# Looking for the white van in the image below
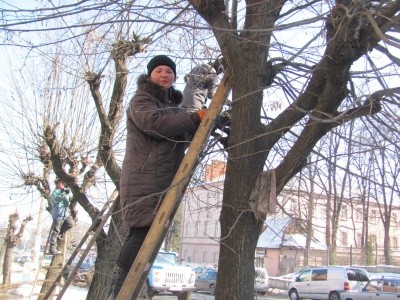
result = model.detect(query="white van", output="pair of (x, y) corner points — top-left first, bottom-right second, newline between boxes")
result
(288, 266), (369, 300)
(254, 267), (269, 295)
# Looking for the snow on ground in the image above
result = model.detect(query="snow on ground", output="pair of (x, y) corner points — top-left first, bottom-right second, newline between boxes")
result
(267, 287), (287, 295)
(369, 272), (400, 278)
(9, 284), (88, 299)
(1, 263), (88, 300)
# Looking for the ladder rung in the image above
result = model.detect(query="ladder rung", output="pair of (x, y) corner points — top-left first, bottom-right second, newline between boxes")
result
(76, 248), (86, 252)
(42, 265), (63, 270)
(38, 279), (61, 283)
(88, 231), (95, 235)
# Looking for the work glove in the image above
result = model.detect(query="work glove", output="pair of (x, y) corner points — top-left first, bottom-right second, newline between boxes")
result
(196, 110), (207, 120)
(63, 188), (70, 194)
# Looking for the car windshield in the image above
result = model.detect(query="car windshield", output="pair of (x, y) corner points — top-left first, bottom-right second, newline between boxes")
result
(155, 253), (177, 265)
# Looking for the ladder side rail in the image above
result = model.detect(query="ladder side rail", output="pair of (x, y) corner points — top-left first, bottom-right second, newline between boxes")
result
(55, 198), (118, 300)
(30, 226), (54, 299)
(54, 190), (119, 300)
(42, 189), (119, 299)
(30, 256), (45, 300)
(117, 74), (231, 300)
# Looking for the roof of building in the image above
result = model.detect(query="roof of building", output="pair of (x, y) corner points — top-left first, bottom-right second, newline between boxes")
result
(257, 217), (327, 250)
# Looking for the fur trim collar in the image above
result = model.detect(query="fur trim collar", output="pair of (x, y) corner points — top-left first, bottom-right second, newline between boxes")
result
(137, 74), (183, 105)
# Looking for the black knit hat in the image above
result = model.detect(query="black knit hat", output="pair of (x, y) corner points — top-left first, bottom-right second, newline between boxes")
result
(147, 55), (176, 80)
(54, 178), (63, 184)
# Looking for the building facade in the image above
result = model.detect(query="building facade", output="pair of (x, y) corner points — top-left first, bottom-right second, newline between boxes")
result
(179, 161), (400, 276)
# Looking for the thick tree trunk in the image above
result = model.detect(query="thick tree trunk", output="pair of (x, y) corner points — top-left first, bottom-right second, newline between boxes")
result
(86, 206), (126, 300)
(215, 64), (269, 298)
(384, 218), (391, 265)
(0, 244), (5, 275)
(2, 247), (13, 285)
(2, 213), (32, 285)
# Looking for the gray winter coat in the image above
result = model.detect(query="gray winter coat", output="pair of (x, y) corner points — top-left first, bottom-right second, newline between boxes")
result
(120, 74), (202, 228)
(180, 64), (218, 112)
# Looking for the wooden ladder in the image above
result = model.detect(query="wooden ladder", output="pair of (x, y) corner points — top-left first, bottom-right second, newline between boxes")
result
(30, 230), (67, 300)
(116, 73), (231, 300)
(33, 189), (118, 300)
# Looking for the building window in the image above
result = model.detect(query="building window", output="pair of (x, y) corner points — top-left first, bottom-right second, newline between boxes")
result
(185, 222), (190, 237)
(340, 231), (348, 246)
(393, 213), (398, 223)
(392, 237), (398, 250)
(369, 235), (377, 247)
(204, 221), (210, 236)
(194, 194), (202, 210)
(289, 198), (297, 212)
(216, 191), (222, 202)
(255, 256), (264, 268)
(195, 222), (201, 237)
(187, 196), (194, 211)
(371, 210), (377, 223)
(207, 191), (215, 206)
(341, 206), (348, 219)
(356, 208), (363, 222)
(215, 221), (220, 238)
(356, 233), (362, 247)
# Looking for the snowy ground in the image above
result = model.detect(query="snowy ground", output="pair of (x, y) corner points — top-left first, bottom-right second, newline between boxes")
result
(1, 263), (288, 299)
(0, 263), (88, 300)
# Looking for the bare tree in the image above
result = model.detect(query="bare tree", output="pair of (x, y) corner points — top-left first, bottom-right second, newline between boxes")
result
(368, 129), (400, 264)
(0, 36), (148, 297)
(1, 1), (400, 299)
(2, 212), (32, 285)
(188, 1), (400, 298)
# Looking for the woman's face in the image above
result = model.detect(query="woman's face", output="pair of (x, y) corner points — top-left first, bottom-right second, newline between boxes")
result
(150, 65), (175, 89)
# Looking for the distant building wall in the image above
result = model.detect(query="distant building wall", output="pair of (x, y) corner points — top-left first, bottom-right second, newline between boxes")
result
(265, 249), (280, 277)
(180, 161), (400, 276)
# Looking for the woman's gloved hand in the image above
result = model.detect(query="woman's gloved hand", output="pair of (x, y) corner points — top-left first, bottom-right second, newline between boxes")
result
(197, 110), (207, 120)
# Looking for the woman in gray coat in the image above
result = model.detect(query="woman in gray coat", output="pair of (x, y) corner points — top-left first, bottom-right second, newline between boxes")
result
(107, 55), (205, 300)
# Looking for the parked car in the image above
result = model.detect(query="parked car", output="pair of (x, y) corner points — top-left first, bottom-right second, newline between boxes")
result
(79, 262), (93, 270)
(42, 255), (53, 266)
(340, 277), (400, 300)
(288, 266), (369, 300)
(192, 267), (216, 277)
(195, 271), (218, 295)
(254, 267), (269, 295)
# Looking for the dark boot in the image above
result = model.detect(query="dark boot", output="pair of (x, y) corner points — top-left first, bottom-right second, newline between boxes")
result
(49, 232), (61, 255)
(49, 219), (63, 255)
(106, 266), (128, 300)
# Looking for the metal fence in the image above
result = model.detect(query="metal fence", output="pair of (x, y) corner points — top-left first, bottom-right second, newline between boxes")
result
(292, 246), (400, 272)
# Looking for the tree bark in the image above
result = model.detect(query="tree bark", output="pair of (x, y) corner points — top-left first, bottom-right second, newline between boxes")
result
(2, 213), (32, 285)
(2, 247), (13, 285)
